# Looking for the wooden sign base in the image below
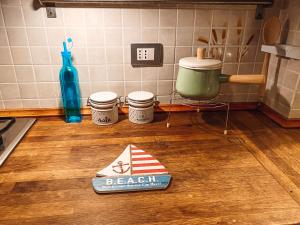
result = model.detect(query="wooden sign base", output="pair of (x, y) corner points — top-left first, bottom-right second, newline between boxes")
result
(92, 174), (171, 193)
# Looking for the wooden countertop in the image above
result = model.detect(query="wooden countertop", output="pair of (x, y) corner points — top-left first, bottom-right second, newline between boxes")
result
(1, 111), (300, 225)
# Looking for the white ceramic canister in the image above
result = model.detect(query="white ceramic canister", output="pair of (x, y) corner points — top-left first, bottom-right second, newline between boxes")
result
(127, 91), (157, 124)
(88, 91), (120, 125)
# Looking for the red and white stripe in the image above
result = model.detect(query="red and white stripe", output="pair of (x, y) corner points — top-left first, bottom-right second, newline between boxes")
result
(131, 145), (168, 175)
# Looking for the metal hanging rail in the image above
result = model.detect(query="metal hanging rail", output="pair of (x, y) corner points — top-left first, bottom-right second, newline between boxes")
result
(39, 0), (273, 7)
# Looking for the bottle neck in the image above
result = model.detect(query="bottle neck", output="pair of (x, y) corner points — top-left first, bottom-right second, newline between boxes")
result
(62, 55), (72, 66)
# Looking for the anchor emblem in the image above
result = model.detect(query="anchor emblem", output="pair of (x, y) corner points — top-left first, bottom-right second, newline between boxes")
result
(112, 161), (130, 174)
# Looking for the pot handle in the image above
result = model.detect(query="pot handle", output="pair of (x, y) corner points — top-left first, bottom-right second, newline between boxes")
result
(219, 74), (265, 84)
(219, 74), (230, 83)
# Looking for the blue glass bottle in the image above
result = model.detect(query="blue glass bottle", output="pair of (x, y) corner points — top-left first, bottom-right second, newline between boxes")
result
(59, 39), (82, 123)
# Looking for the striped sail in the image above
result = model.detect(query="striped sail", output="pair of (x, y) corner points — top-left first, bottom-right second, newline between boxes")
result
(96, 145), (131, 177)
(96, 144), (168, 177)
(130, 145), (168, 175)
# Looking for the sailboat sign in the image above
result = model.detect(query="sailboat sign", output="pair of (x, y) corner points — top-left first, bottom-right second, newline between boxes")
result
(92, 145), (172, 193)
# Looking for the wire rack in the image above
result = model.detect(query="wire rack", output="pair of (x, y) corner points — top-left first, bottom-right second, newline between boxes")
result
(166, 91), (230, 135)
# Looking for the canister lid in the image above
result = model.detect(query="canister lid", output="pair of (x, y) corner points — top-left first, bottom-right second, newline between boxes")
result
(128, 91), (154, 102)
(179, 57), (222, 70)
(90, 91), (118, 103)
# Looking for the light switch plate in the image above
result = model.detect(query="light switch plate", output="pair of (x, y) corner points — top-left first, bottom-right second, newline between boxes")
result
(131, 43), (163, 67)
(137, 48), (155, 60)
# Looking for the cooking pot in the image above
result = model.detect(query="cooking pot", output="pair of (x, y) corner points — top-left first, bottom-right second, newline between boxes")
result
(176, 56), (265, 99)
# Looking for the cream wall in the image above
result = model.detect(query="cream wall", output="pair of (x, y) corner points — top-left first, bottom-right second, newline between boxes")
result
(0, 0), (278, 109)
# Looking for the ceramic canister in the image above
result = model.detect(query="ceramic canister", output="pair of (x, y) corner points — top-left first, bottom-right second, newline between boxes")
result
(88, 91), (119, 125)
(127, 91), (155, 124)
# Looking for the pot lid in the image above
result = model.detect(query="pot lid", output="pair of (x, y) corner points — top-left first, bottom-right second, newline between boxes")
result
(179, 57), (222, 70)
(90, 91), (118, 103)
(128, 91), (154, 102)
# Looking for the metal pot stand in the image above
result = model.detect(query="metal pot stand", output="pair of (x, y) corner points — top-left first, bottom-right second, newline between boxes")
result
(166, 91), (230, 135)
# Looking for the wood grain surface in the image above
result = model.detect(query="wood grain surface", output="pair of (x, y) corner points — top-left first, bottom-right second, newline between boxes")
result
(0, 111), (300, 225)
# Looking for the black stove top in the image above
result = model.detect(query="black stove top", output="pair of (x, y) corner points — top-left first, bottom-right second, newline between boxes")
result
(0, 117), (36, 166)
(0, 117), (16, 150)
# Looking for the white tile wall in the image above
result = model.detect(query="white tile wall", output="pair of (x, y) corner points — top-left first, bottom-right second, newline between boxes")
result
(263, 0), (300, 118)
(27, 28), (47, 46)
(103, 9), (122, 27)
(0, 83), (20, 99)
(0, 47), (12, 64)
(19, 83), (38, 99)
(10, 47), (31, 64)
(2, 6), (24, 26)
(0, 1), (274, 109)
(141, 9), (159, 27)
(6, 28), (27, 46)
(0, 65), (15, 82)
(34, 65), (53, 82)
(15, 65), (34, 82)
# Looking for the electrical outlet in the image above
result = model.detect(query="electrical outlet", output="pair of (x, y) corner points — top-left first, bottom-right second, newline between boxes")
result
(137, 48), (155, 61)
(131, 43), (163, 67)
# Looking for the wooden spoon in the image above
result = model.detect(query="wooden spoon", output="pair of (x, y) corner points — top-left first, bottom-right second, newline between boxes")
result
(263, 16), (282, 45)
(226, 16), (281, 86)
(260, 16), (282, 96)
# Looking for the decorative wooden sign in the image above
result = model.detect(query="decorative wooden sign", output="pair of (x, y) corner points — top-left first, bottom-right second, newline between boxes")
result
(92, 145), (171, 193)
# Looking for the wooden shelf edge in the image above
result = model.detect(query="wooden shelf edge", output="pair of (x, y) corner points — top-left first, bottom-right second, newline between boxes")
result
(258, 103), (300, 128)
(0, 102), (258, 118)
(1, 102), (299, 128)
